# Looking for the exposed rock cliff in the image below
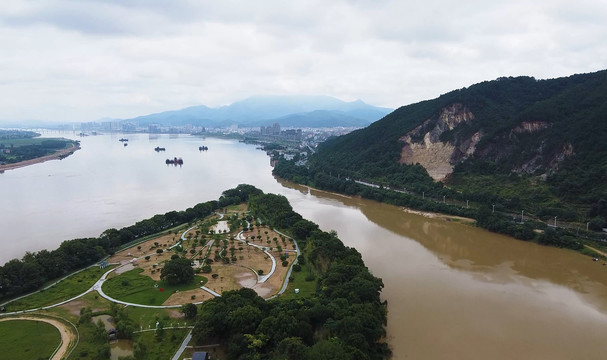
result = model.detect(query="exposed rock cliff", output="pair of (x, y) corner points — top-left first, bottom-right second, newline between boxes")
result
(399, 104), (480, 181)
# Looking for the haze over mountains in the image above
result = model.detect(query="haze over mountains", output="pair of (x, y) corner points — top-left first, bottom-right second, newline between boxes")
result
(121, 95), (392, 128)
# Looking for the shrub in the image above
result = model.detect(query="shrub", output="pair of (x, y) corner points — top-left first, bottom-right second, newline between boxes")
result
(292, 264), (302, 272)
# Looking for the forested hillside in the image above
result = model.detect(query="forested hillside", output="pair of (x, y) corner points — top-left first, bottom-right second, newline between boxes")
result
(285, 70), (607, 228)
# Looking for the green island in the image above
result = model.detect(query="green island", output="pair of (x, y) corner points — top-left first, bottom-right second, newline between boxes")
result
(0, 185), (389, 360)
(273, 70), (607, 259)
(0, 129), (79, 168)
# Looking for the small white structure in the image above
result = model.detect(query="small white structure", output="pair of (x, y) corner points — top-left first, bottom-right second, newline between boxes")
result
(295, 288), (300, 294)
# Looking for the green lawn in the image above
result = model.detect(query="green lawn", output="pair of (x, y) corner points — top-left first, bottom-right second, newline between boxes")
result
(4, 265), (115, 312)
(134, 328), (189, 360)
(127, 307), (180, 329)
(0, 320), (61, 360)
(280, 262), (318, 300)
(102, 268), (207, 306)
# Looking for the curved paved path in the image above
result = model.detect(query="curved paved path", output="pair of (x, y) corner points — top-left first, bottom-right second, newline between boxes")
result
(236, 230), (277, 282)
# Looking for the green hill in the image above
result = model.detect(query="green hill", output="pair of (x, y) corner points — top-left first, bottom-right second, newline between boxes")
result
(276, 70), (607, 230)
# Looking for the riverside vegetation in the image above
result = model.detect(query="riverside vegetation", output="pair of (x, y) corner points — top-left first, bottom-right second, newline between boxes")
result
(274, 70), (607, 256)
(0, 129), (77, 165)
(0, 185), (389, 360)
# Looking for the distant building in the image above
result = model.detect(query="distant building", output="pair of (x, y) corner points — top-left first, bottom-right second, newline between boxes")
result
(148, 124), (161, 133)
(261, 123), (281, 136)
(282, 129), (302, 141)
(122, 122), (136, 132)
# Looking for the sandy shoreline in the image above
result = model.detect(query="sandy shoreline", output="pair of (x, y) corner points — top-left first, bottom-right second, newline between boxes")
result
(0, 143), (80, 172)
(301, 183), (476, 223)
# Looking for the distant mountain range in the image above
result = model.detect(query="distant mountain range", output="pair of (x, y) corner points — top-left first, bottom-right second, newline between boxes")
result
(120, 95), (392, 128)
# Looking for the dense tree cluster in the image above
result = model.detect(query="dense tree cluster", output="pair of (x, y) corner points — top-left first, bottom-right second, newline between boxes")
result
(192, 192), (389, 359)
(160, 257), (194, 285)
(0, 184), (261, 301)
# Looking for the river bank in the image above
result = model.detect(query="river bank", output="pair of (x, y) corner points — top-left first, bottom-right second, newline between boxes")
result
(295, 182), (477, 225)
(0, 142), (80, 172)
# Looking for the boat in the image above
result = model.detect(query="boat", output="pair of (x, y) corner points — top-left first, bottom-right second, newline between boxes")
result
(166, 157), (184, 165)
(154, 146), (166, 152)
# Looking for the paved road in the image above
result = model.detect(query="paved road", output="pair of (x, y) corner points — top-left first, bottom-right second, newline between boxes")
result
(273, 229), (301, 296)
(171, 329), (193, 360)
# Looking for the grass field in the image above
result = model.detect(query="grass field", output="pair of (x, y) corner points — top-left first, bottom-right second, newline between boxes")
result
(4, 265), (115, 311)
(134, 328), (189, 360)
(102, 268), (207, 305)
(0, 320), (61, 360)
(280, 262), (318, 300)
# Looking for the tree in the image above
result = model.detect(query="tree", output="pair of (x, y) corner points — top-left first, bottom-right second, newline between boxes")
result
(156, 249), (163, 254)
(181, 303), (198, 320)
(161, 258), (194, 285)
(156, 322), (165, 340)
(278, 337), (309, 360)
(133, 340), (147, 360)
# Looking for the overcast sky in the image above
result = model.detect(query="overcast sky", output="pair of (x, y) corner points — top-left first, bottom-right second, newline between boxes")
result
(1, 0), (606, 123)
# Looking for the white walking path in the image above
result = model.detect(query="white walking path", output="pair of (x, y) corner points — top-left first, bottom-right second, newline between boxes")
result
(236, 230), (277, 282)
(171, 329), (193, 360)
(169, 224), (198, 250)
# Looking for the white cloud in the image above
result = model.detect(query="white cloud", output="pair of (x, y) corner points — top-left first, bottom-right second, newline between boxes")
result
(0, 0), (606, 123)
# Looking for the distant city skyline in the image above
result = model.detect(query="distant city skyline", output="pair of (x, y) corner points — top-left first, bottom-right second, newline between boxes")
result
(1, 0), (606, 123)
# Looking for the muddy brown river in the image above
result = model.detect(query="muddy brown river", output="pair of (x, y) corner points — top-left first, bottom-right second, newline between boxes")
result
(283, 183), (607, 359)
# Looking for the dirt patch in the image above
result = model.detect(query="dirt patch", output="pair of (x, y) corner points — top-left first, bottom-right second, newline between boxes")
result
(235, 271), (257, 288)
(253, 250), (296, 298)
(252, 283), (275, 298)
(59, 300), (87, 316)
(401, 207), (475, 223)
(240, 228), (287, 249)
(109, 233), (179, 264)
(115, 263), (135, 275)
(204, 266), (257, 295)
(167, 309), (183, 318)
(162, 288), (215, 306)
(231, 246), (272, 275)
